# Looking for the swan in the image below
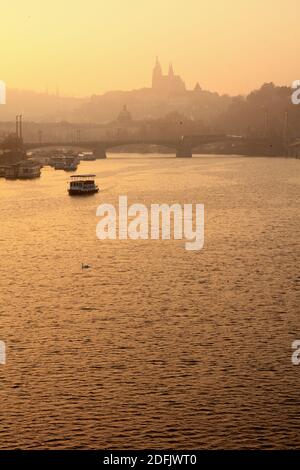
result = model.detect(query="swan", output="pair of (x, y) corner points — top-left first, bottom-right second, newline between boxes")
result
(81, 263), (91, 269)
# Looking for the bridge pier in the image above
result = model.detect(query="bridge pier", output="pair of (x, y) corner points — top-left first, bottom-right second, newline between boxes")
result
(93, 145), (107, 159)
(176, 144), (192, 158)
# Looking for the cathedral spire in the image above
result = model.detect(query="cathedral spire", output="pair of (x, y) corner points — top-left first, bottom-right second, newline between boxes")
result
(152, 59), (185, 93)
(152, 56), (162, 89)
(168, 62), (174, 77)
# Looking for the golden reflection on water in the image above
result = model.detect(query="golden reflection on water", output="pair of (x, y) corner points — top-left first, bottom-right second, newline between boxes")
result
(0, 155), (299, 449)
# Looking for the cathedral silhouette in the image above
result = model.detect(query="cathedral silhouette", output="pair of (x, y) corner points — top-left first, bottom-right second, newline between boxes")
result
(152, 57), (186, 94)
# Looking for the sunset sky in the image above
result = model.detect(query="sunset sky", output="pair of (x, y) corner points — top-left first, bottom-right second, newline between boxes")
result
(1, 0), (299, 96)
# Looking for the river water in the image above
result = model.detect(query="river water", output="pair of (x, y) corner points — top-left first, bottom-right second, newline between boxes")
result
(0, 154), (299, 449)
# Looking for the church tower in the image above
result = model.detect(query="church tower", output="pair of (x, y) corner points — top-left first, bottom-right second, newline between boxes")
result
(152, 58), (186, 94)
(152, 57), (163, 90)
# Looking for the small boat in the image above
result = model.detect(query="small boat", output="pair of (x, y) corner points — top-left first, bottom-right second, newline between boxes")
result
(80, 152), (96, 161)
(64, 156), (78, 172)
(68, 174), (99, 195)
(52, 156), (66, 170)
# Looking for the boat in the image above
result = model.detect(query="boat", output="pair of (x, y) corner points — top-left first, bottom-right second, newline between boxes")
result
(64, 156), (78, 172)
(52, 156), (66, 170)
(79, 152), (96, 161)
(51, 155), (78, 171)
(68, 174), (99, 195)
(4, 160), (41, 179)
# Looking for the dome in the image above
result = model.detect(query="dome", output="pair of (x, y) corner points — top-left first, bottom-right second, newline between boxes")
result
(117, 105), (132, 124)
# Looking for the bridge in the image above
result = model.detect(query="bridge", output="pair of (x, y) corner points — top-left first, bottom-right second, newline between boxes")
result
(19, 134), (287, 158)
(23, 135), (234, 158)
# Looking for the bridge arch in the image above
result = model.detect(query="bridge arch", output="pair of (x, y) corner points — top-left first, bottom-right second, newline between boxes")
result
(23, 135), (242, 159)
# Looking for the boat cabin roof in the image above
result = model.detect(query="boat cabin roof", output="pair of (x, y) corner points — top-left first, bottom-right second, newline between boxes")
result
(70, 174), (96, 180)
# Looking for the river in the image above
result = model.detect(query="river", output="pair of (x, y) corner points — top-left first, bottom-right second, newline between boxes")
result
(0, 154), (299, 449)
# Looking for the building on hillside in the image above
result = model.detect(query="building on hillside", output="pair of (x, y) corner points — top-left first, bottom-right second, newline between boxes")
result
(117, 105), (133, 125)
(104, 105), (138, 139)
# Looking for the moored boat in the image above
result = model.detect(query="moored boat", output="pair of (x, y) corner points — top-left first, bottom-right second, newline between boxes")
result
(51, 155), (78, 171)
(4, 160), (41, 179)
(64, 156), (78, 172)
(79, 152), (96, 161)
(52, 156), (66, 170)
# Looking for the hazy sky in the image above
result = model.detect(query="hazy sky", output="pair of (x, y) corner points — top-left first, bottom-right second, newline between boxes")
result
(1, 0), (299, 96)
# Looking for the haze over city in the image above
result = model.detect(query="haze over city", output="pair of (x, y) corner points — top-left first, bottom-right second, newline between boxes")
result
(1, 0), (299, 96)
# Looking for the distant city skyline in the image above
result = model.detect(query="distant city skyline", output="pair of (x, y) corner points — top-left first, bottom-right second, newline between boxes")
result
(2, 57), (296, 100)
(1, 0), (299, 97)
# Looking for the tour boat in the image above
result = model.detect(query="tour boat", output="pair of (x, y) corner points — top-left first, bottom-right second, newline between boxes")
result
(68, 174), (99, 195)
(64, 156), (78, 172)
(4, 160), (41, 179)
(51, 155), (78, 171)
(52, 156), (66, 170)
